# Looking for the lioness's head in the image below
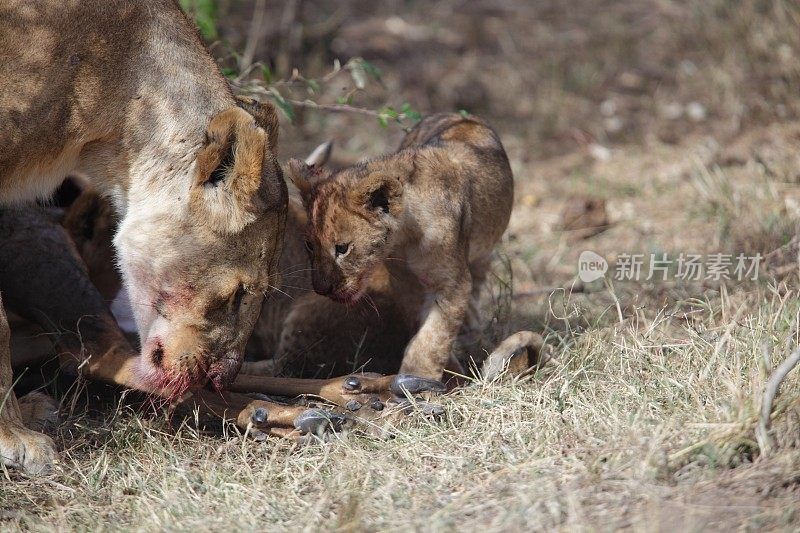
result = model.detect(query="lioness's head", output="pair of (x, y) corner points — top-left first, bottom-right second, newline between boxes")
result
(114, 99), (287, 396)
(286, 153), (410, 303)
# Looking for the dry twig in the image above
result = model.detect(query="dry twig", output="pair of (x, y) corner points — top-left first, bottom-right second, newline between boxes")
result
(756, 346), (800, 457)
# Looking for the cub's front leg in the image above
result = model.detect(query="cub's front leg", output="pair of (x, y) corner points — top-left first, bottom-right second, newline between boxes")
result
(399, 263), (472, 381)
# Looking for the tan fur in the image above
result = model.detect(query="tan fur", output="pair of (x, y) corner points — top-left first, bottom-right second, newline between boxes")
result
(1, 206), (365, 446)
(58, 188), (420, 379)
(288, 113), (514, 380)
(248, 196), (424, 378)
(0, 0), (287, 474)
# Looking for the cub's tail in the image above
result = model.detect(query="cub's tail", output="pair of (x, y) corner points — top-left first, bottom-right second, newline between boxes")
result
(481, 330), (552, 381)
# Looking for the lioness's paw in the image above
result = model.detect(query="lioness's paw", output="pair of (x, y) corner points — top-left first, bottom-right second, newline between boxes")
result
(0, 421), (57, 475)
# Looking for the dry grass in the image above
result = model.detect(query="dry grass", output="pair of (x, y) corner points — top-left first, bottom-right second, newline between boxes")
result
(4, 0), (800, 530)
(2, 277), (799, 530)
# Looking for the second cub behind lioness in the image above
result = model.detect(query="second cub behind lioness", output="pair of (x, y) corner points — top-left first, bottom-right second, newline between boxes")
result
(287, 113), (514, 380)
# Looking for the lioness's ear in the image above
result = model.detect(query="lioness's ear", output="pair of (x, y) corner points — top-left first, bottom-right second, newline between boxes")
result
(285, 158), (330, 199)
(192, 107), (268, 233)
(235, 96), (279, 152)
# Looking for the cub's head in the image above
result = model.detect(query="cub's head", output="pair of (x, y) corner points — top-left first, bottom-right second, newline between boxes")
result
(286, 152), (411, 303)
(114, 98), (287, 397)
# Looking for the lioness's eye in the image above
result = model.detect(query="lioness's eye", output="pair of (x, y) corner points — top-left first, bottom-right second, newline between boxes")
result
(232, 284), (246, 312)
(335, 243), (351, 257)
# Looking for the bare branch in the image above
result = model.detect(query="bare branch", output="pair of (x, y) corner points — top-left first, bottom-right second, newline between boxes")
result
(756, 346), (800, 458)
(287, 99), (380, 117)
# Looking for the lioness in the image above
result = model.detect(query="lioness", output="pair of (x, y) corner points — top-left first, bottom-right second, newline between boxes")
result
(287, 113), (515, 380)
(0, 0), (290, 474)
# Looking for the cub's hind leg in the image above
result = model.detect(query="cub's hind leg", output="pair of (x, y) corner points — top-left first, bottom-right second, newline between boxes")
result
(0, 292), (57, 474)
(462, 256), (492, 342)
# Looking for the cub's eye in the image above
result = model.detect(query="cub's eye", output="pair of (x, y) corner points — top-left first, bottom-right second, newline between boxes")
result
(304, 239), (314, 253)
(335, 243), (351, 258)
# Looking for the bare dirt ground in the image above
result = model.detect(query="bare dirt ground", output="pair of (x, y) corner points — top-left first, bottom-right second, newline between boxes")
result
(2, 1), (800, 530)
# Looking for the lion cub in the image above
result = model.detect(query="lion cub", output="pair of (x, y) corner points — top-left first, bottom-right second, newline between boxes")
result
(287, 113), (514, 380)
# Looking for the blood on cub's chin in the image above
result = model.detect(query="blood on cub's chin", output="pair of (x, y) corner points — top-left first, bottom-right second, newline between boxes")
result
(330, 284), (367, 305)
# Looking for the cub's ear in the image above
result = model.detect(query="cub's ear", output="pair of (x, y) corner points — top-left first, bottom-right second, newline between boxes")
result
(235, 96), (279, 152)
(192, 107), (268, 233)
(356, 175), (404, 217)
(285, 158), (330, 199)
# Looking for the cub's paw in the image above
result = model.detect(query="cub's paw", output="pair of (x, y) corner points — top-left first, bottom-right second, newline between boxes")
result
(0, 421), (57, 475)
(18, 391), (60, 432)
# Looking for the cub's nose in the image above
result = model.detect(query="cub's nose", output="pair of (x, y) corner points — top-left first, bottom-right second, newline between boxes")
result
(312, 273), (333, 295)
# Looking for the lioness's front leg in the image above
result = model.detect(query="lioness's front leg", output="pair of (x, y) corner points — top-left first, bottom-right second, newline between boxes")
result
(0, 293), (56, 474)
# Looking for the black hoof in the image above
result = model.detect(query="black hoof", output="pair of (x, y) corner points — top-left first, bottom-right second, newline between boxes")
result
(390, 374), (447, 397)
(345, 399), (362, 411)
(343, 376), (362, 392)
(251, 407), (268, 424)
(294, 409), (351, 436)
(368, 397), (385, 411)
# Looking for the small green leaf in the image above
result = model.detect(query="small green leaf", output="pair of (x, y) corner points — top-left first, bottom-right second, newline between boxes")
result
(401, 102), (422, 121)
(336, 93), (355, 105)
(459, 109), (470, 117)
(221, 67), (237, 79)
(377, 114), (389, 128)
(379, 106), (399, 119)
(305, 79), (321, 94)
(269, 89), (295, 123)
(358, 58), (383, 82)
(179, 0), (218, 41)
(261, 65), (273, 84)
